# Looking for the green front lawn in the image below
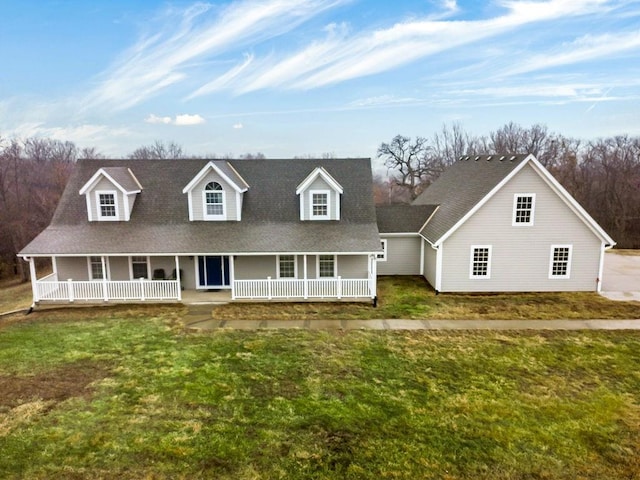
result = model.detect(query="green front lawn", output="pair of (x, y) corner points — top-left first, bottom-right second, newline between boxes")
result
(1, 307), (639, 479)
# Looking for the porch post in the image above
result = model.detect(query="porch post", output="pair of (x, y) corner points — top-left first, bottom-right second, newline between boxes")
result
(303, 254), (308, 299)
(27, 257), (39, 303)
(369, 254), (377, 299)
(101, 256), (108, 301)
(230, 255), (236, 300)
(175, 255), (182, 301)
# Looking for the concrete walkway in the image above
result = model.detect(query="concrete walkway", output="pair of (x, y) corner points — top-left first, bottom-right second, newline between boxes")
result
(187, 317), (640, 330)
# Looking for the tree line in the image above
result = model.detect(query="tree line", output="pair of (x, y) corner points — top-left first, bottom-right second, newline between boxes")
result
(1, 126), (638, 280)
(375, 123), (640, 249)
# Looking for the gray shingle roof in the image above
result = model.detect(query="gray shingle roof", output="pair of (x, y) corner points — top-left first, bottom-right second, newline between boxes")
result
(413, 154), (530, 243)
(376, 205), (438, 233)
(99, 167), (142, 193)
(21, 158), (381, 255)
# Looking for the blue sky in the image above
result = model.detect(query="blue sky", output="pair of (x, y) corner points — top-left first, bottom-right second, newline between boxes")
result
(1, 0), (639, 162)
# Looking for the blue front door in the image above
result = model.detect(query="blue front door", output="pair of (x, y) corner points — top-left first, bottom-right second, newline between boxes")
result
(198, 256), (230, 288)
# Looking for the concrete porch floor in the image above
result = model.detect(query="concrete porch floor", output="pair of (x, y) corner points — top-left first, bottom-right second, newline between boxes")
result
(180, 289), (232, 304)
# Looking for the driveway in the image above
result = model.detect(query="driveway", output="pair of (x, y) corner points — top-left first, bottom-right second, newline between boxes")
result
(601, 251), (640, 302)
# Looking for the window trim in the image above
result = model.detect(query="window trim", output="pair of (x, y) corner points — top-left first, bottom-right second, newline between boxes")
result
(376, 239), (388, 262)
(309, 189), (330, 220)
(549, 244), (572, 279)
(87, 256), (110, 281)
(129, 255), (150, 280)
(95, 190), (119, 221)
(317, 254), (337, 278)
(469, 245), (492, 279)
(202, 181), (226, 220)
(277, 255), (297, 279)
(512, 193), (536, 226)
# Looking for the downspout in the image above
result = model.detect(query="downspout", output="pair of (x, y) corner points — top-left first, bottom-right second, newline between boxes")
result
(434, 243), (442, 294)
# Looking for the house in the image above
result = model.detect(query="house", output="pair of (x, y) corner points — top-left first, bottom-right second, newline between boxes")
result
(377, 154), (615, 292)
(19, 153), (615, 305)
(19, 158), (381, 303)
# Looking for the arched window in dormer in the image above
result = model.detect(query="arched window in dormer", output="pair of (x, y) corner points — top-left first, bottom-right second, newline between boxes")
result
(204, 181), (224, 218)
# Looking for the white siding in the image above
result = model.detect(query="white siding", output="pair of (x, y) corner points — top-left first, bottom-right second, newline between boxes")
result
(424, 241), (437, 289)
(377, 236), (422, 275)
(440, 164), (603, 292)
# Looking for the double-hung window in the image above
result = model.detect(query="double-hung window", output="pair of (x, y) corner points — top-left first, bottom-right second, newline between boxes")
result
(310, 190), (329, 219)
(204, 182), (224, 218)
(513, 194), (535, 226)
(318, 255), (335, 278)
(470, 246), (492, 278)
(89, 256), (106, 280)
(376, 239), (387, 261)
(131, 256), (149, 279)
(97, 191), (118, 220)
(278, 255), (296, 278)
(549, 245), (572, 278)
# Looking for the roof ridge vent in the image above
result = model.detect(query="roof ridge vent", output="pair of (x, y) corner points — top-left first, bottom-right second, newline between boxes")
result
(486, 155), (492, 161)
(509, 155), (516, 161)
(499, 156), (505, 161)
(474, 156), (480, 161)
(459, 156), (464, 161)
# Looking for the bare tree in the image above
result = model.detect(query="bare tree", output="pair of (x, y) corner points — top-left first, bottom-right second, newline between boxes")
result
(128, 140), (185, 160)
(0, 137), (80, 279)
(377, 135), (432, 200)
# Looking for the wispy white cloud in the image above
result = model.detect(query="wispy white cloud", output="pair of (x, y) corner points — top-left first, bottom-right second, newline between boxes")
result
(233, 122), (244, 129)
(503, 30), (640, 75)
(207, 0), (620, 93)
(82, 0), (348, 111)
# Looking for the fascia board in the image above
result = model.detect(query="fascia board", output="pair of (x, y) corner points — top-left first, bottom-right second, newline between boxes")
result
(296, 167), (344, 194)
(79, 168), (140, 196)
(182, 161), (247, 194)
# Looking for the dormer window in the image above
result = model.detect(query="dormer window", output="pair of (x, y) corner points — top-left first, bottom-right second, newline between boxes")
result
(311, 190), (329, 219)
(296, 167), (343, 221)
(183, 161), (249, 222)
(96, 191), (118, 220)
(204, 182), (225, 218)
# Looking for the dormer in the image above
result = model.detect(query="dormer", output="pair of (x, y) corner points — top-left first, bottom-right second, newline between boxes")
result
(79, 167), (142, 222)
(296, 167), (343, 221)
(182, 161), (249, 221)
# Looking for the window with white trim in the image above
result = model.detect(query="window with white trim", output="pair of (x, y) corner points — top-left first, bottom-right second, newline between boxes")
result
(311, 190), (329, 219)
(96, 191), (118, 219)
(470, 246), (491, 278)
(131, 256), (149, 279)
(89, 256), (105, 280)
(376, 239), (387, 261)
(318, 255), (335, 278)
(549, 245), (572, 278)
(512, 194), (535, 225)
(278, 255), (296, 278)
(204, 182), (224, 218)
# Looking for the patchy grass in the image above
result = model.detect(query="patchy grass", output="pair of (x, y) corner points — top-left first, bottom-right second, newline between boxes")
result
(212, 276), (640, 321)
(0, 277), (32, 313)
(0, 308), (638, 479)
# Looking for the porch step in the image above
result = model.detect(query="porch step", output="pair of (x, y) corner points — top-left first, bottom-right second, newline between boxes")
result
(184, 305), (214, 325)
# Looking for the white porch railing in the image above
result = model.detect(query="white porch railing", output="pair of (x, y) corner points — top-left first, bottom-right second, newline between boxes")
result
(35, 277), (180, 302)
(233, 276), (371, 300)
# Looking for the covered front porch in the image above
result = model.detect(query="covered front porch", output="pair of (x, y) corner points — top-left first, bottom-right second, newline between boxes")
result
(24, 253), (377, 304)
